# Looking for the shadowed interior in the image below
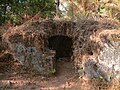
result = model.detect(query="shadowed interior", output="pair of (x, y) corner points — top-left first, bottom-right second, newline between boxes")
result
(48, 35), (73, 60)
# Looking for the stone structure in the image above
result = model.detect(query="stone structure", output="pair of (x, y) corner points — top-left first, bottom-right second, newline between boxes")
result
(1, 19), (120, 81)
(79, 29), (120, 82)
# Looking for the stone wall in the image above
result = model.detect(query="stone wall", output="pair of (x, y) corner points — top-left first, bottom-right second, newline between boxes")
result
(1, 19), (120, 81)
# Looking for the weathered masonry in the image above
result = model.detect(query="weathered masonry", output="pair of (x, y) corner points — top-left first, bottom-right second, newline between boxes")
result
(2, 19), (120, 81)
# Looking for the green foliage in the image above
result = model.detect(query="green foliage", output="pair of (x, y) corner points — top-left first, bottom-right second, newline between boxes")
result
(61, 0), (120, 21)
(49, 68), (56, 74)
(0, 0), (119, 25)
(0, 0), (56, 25)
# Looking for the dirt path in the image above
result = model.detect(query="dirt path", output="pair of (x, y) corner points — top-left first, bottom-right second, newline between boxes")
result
(0, 59), (82, 90)
(0, 59), (118, 90)
(42, 60), (80, 90)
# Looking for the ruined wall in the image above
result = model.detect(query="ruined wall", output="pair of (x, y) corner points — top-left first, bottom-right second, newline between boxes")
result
(76, 29), (120, 82)
(2, 19), (120, 81)
(2, 20), (78, 75)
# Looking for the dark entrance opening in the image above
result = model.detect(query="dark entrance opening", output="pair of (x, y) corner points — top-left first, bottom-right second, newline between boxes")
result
(48, 35), (73, 60)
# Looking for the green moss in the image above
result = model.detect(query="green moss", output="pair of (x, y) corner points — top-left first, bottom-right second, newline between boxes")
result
(49, 68), (56, 74)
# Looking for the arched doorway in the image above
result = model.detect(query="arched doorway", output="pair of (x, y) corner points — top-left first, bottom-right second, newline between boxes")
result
(48, 35), (73, 60)
(48, 35), (74, 75)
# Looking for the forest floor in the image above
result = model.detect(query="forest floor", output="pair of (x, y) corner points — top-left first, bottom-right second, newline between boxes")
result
(0, 58), (119, 90)
(0, 58), (83, 90)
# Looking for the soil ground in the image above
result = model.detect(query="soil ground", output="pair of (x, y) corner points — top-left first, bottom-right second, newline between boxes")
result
(0, 59), (119, 90)
(0, 58), (82, 90)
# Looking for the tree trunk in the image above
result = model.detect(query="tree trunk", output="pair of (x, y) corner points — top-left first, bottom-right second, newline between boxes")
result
(56, 0), (60, 17)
